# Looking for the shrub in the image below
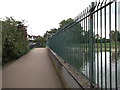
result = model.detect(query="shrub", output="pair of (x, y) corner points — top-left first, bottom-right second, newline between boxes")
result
(2, 17), (29, 65)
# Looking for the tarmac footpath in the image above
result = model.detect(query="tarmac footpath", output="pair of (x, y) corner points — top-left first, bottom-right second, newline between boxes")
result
(2, 48), (64, 88)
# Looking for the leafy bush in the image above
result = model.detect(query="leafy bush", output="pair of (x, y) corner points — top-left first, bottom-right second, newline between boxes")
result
(2, 17), (29, 65)
(33, 36), (46, 47)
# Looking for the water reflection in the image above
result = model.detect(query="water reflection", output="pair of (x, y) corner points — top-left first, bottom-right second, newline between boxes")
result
(80, 51), (120, 88)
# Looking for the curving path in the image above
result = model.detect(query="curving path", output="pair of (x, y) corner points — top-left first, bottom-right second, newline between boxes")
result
(2, 48), (64, 88)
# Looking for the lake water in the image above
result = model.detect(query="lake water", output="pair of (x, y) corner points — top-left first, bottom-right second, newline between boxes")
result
(80, 51), (120, 88)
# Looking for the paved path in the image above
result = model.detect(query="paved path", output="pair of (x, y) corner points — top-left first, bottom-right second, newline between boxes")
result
(3, 48), (64, 88)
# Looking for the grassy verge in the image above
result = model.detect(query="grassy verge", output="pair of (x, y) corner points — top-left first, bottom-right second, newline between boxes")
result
(67, 42), (120, 52)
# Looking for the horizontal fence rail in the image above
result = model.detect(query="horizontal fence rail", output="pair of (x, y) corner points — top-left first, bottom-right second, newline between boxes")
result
(47, 0), (120, 89)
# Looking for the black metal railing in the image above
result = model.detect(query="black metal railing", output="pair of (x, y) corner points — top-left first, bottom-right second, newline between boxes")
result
(47, 0), (120, 89)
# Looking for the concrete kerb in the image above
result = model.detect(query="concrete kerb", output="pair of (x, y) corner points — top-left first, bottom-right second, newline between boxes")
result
(47, 48), (68, 88)
(47, 47), (91, 89)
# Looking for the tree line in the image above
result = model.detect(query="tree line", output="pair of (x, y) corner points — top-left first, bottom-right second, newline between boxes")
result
(1, 17), (120, 65)
(43, 18), (120, 43)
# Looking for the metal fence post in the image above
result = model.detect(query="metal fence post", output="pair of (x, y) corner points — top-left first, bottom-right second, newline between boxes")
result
(47, 0), (119, 89)
(88, 2), (94, 88)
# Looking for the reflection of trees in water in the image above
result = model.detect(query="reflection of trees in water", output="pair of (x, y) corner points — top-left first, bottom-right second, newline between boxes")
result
(64, 45), (120, 87)
(111, 52), (115, 62)
(118, 50), (120, 56)
(65, 47), (84, 71)
(111, 51), (120, 62)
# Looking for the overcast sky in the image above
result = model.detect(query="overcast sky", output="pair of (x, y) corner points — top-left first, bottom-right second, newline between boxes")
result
(0, 0), (119, 36)
(0, 0), (97, 36)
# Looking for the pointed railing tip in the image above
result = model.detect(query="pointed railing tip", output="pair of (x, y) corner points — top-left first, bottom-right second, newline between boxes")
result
(74, 0), (116, 22)
(86, 8), (88, 13)
(97, 0), (101, 8)
(100, 0), (104, 6)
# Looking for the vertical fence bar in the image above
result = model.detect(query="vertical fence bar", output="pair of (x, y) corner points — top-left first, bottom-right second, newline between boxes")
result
(85, 9), (88, 79)
(100, 3), (103, 88)
(82, 12), (84, 75)
(115, 1), (118, 89)
(93, 11), (96, 86)
(104, 1), (107, 89)
(47, 0), (118, 89)
(0, 24), (1, 90)
(83, 10), (86, 77)
(109, 0), (112, 89)
(89, 2), (94, 88)
(97, 3), (100, 87)
(79, 14), (82, 73)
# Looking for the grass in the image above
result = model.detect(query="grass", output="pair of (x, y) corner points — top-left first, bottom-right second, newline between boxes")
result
(68, 42), (120, 52)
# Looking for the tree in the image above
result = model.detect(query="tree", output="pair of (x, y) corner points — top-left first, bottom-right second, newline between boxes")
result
(110, 30), (120, 42)
(2, 17), (29, 64)
(44, 18), (74, 39)
(33, 36), (46, 47)
(44, 28), (57, 39)
(59, 18), (74, 28)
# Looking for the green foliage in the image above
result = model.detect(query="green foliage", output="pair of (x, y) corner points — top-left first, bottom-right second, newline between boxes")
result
(59, 18), (74, 28)
(44, 28), (57, 39)
(44, 18), (74, 39)
(2, 17), (29, 64)
(33, 36), (46, 47)
(47, 20), (84, 71)
(110, 30), (120, 41)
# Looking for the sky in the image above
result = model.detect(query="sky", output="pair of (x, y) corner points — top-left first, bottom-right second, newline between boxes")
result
(0, 0), (119, 36)
(0, 0), (96, 36)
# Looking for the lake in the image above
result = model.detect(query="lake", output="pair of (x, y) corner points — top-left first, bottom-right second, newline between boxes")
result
(80, 51), (120, 88)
